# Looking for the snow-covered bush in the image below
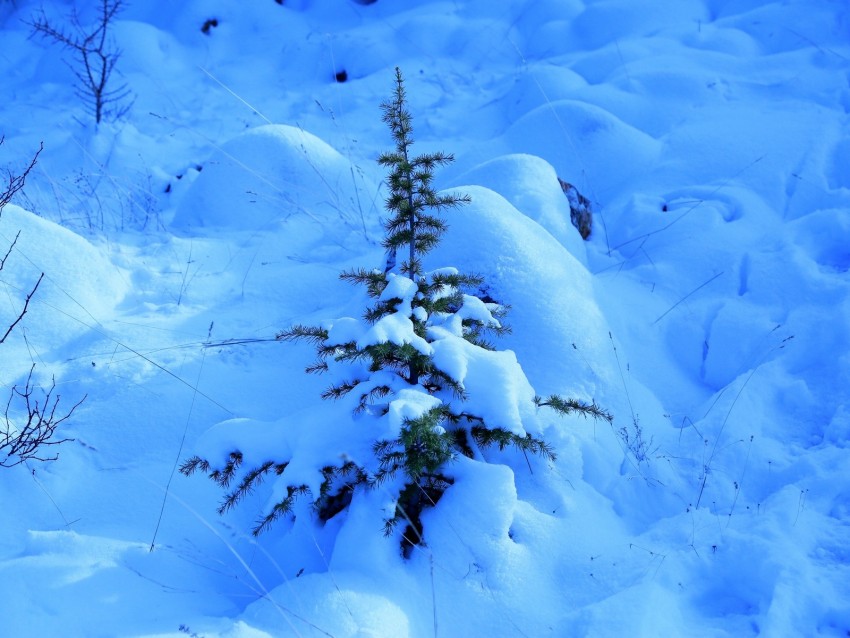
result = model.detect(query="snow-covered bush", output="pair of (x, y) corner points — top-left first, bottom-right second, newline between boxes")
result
(182, 69), (611, 555)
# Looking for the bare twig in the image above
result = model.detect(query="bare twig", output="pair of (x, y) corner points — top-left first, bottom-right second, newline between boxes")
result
(0, 230), (20, 270)
(0, 138), (82, 468)
(0, 272), (43, 343)
(0, 138), (42, 212)
(1, 365), (84, 467)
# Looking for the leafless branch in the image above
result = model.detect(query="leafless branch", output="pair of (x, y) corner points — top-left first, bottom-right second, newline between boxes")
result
(0, 136), (81, 468)
(1, 365), (84, 468)
(0, 137), (42, 212)
(0, 272), (42, 344)
(0, 230), (20, 271)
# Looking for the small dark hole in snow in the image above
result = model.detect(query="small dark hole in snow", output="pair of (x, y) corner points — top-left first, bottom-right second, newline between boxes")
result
(335, 70), (348, 83)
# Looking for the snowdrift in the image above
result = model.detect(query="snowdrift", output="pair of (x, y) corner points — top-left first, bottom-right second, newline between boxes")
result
(0, 0), (848, 636)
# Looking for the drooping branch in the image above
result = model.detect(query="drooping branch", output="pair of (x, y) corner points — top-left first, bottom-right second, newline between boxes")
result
(534, 394), (614, 422)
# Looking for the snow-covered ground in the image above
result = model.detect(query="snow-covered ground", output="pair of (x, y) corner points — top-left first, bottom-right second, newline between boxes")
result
(1, 0), (848, 636)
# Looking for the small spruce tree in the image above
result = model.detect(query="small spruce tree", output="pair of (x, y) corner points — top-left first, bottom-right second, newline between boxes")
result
(182, 68), (611, 555)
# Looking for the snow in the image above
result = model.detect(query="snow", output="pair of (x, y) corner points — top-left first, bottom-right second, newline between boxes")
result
(385, 388), (442, 433)
(430, 337), (535, 436)
(1, 0), (849, 636)
(326, 316), (363, 346)
(172, 124), (377, 241)
(428, 185), (617, 402)
(358, 310), (432, 355)
(451, 153), (589, 266)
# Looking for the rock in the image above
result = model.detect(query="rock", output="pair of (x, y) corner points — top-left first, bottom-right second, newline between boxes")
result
(558, 178), (592, 240)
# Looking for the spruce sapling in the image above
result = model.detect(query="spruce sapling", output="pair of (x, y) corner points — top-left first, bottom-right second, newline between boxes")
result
(183, 68), (612, 555)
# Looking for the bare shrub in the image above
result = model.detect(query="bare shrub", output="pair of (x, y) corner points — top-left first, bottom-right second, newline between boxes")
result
(0, 138), (83, 467)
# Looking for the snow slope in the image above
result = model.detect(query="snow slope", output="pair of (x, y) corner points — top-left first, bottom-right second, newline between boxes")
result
(0, 0), (848, 636)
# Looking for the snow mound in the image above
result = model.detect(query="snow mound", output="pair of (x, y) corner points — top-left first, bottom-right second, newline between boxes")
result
(452, 153), (588, 265)
(0, 205), (126, 364)
(172, 124), (379, 238)
(505, 100), (661, 202)
(569, 0), (708, 49)
(426, 184), (616, 400)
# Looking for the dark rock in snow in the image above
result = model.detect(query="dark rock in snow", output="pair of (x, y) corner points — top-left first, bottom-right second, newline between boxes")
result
(558, 177), (592, 240)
